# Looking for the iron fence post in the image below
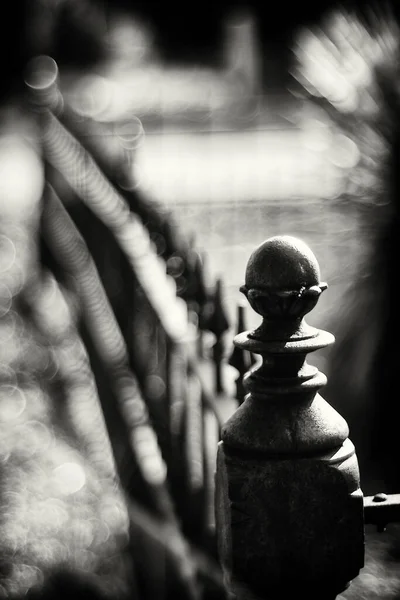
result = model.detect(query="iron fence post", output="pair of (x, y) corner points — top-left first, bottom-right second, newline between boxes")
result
(215, 235), (365, 599)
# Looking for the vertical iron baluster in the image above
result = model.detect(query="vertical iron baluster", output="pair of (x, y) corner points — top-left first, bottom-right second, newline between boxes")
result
(184, 365), (206, 543)
(197, 250), (212, 359)
(207, 278), (230, 395)
(202, 388), (221, 556)
(165, 336), (190, 516)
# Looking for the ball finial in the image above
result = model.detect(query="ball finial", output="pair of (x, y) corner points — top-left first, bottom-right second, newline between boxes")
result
(241, 236), (327, 322)
(245, 235), (321, 291)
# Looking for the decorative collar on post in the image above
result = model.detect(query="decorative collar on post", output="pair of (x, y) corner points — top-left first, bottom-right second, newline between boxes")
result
(215, 235), (365, 600)
(228, 301), (255, 406)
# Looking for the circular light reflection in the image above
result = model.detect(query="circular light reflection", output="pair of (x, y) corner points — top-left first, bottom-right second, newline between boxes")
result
(0, 235), (16, 273)
(69, 519), (95, 548)
(52, 462), (86, 495)
(90, 518), (110, 545)
(30, 538), (69, 566)
(71, 549), (97, 571)
(116, 117), (145, 151)
(167, 255), (185, 277)
(145, 374), (166, 400)
(328, 135), (360, 169)
(16, 421), (53, 455)
(0, 283), (12, 317)
(24, 55), (58, 91)
(69, 75), (113, 118)
(0, 385), (27, 421)
(11, 563), (44, 591)
(99, 497), (130, 534)
(302, 125), (331, 152)
(0, 259), (26, 297)
(37, 498), (69, 532)
(0, 137), (45, 216)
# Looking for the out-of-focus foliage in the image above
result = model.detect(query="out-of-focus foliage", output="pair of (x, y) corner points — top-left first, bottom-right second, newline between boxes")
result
(291, 5), (400, 497)
(291, 7), (400, 214)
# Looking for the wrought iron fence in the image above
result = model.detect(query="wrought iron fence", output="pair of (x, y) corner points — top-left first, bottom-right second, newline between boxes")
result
(0, 55), (235, 599)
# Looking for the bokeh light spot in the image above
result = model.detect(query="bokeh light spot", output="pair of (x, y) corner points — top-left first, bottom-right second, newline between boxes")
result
(52, 462), (86, 496)
(0, 235), (16, 273)
(0, 385), (27, 421)
(0, 283), (12, 317)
